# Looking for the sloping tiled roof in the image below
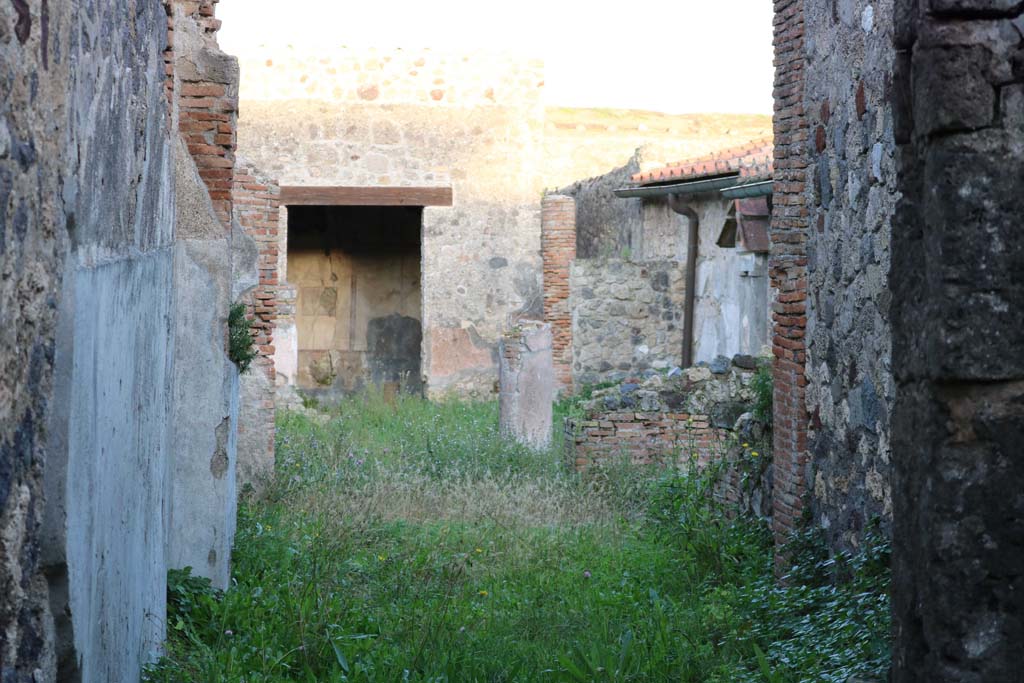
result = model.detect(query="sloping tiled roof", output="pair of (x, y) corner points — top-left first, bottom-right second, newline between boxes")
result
(632, 138), (774, 185)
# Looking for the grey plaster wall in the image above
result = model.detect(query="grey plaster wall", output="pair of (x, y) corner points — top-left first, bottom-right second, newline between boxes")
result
(46, 3), (176, 680)
(167, 137), (239, 590)
(804, 0), (898, 549)
(570, 260), (686, 386)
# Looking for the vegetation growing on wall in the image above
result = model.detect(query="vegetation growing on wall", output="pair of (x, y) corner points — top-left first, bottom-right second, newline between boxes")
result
(752, 363), (773, 426)
(228, 303), (258, 374)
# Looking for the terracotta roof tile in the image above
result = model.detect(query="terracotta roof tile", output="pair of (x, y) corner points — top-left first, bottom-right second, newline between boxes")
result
(632, 137), (774, 185)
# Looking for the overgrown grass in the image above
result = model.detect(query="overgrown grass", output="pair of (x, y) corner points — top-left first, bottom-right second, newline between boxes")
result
(145, 392), (889, 682)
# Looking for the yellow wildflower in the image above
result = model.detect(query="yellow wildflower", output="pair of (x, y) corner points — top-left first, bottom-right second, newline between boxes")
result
(475, 548), (483, 554)
(742, 443), (750, 448)
(478, 590), (488, 597)
(377, 555), (386, 562)
(751, 451), (759, 458)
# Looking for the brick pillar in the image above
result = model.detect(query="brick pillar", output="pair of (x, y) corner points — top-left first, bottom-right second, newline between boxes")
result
(770, 0), (810, 565)
(174, 0), (237, 228)
(542, 195), (576, 393)
(233, 161), (281, 488)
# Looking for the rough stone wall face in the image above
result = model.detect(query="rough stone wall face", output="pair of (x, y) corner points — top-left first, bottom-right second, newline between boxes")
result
(803, 0), (897, 550)
(891, 1), (1024, 679)
(570, 260), (685, 387)
(556, 157), (642, 260)
(541, 195), (576, 392)
(770, 0), (811, 554)
(565, 362), (772, 519)
(238, 49), (544, 397)
(0, 0), (74, 676)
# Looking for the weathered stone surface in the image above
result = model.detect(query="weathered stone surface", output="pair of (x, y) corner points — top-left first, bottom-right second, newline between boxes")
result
(892, 2), (1024, 679)
(0, 0), (73, 676)
(499, 323), (554, 450)
(0, 1), (179, 680)
(803, 0), (898, 550)
(570, 260), (686, 386)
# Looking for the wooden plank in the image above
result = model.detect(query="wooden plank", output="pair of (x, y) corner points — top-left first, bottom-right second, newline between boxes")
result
(279, 186), (453, 207)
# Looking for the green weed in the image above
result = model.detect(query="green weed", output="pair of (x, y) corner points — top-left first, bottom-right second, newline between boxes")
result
(145, 392), (889, 682)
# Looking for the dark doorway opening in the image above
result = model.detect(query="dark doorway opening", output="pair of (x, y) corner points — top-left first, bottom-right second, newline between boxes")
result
(287, 205), (423, 397)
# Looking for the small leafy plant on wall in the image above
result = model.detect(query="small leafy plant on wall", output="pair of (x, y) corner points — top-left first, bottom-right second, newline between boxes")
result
(228, 302), (258, 374)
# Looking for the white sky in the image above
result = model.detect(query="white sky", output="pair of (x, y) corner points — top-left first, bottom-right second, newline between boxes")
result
(218, 0), (774, 115)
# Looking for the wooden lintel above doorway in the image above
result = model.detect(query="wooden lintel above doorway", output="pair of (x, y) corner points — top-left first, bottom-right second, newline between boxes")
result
(279, 186), (454, 207)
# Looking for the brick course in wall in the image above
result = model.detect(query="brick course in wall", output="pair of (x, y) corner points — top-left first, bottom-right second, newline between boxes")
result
(174, 0), (237, 228)
(567, 411), (728, 469)
(541, 195), (576, 392)
(769, 0), (810, 557)
(565, 363), (772, 520)
(233, 162), (282, 379)
(233, 162), (281, 475)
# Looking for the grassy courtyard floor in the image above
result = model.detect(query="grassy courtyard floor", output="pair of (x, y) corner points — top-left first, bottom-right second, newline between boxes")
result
(145, 393), (889, 682)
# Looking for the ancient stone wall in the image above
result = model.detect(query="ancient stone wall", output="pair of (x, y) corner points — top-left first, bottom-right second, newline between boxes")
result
(891, 1), (1024, 679)
(238, 48), (543, 397)
(557, 156), (643, 260)
(1, 0), (76, 676)
(172, 0), (239, 227)
(570, 260), (685, 387)
(2, 1), (265, 677)
(37, 2), (175, 679)
(803, 0), (897, 550)
(566, 361), (772, 519)
(769, 0), (811, 555)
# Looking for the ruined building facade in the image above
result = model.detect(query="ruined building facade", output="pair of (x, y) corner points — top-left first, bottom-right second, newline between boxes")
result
(233, 46), (772, 400)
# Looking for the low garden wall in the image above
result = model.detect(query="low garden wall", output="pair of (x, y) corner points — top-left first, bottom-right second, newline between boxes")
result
(565, 354), (773, 519)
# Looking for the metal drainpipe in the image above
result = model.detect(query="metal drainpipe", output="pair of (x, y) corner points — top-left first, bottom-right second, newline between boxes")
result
(668, 194), (698, 368)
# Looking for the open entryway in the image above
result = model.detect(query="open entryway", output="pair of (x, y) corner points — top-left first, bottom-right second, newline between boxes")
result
(286, 200), (427, 398)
